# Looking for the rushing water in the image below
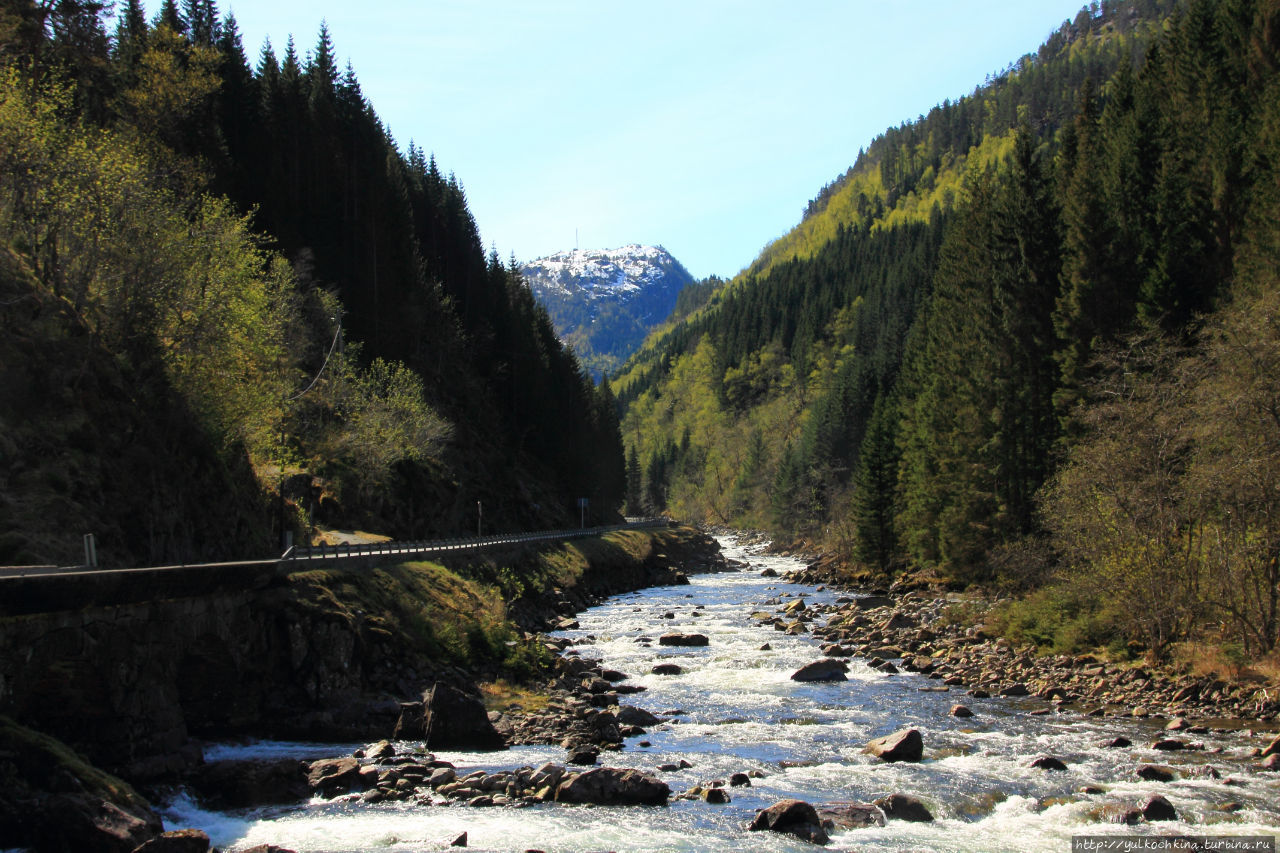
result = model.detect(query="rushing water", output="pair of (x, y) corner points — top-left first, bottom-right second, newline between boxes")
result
(163, 536), (1280, 851)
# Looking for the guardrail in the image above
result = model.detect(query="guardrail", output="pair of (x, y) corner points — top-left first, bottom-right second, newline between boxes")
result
(279, 519), (670, 565)
(0, 519), (672, 580)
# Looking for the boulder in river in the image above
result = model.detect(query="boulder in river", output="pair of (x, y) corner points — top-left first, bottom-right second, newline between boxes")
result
(652, 663), (683, 675)
(616, 705), (661, 727)
(873, 793), (934, 822)
(659, 633), (709, 646)
(1141, 794), (1178, 822)
(863, 728), (923, 763)
(1135, 764), (1178, 782)
(566, 745), (599, 766)
(817, 802), (885, 829)
(1260, 733), (1280, 758)
(393, 683), (506, 750)
(748, 799), (831, 845)
(1029, 756), (1068, 771)
(790, 659), (849, 682)
(307, 758), (362, 797)
(950, 704), (975, 718)
(555, 767), (670, 805)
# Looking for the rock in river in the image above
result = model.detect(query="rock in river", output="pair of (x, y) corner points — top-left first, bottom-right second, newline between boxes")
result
(659, 633), (709, 647)
(392, 683), (506, 750)
(874, 793), (934, 823)
(748, 799), (831, 845)
(790, 659), (850, 682)
(817, 802), (885, 829)
(863, 728), (923, 763)
(555, 767), (670, 806)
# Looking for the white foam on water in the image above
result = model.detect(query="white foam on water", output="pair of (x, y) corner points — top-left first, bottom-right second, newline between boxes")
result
(168, 534), (1280, 851)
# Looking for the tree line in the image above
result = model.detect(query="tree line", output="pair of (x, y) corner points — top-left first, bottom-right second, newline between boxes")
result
(0, 0), (624, 567)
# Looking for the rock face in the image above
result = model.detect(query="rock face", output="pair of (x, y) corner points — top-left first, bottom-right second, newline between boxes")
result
(863, 728), (923, 763)
(790, 659), (849, 682)
(555, 767), (670, 805)
(748, 799), (831, 845)
(520, 245), (696, 378)
(392, 683), (505, 750)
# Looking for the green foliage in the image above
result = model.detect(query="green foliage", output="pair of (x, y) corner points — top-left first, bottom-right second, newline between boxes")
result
(615, 0), (1279, 662)
(0, 0), (629, 563)
(987, 584), (1121, 655)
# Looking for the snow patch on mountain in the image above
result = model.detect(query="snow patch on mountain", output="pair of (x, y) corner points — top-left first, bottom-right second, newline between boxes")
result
(523, 244), (686, 302)
(520, 244), (695, 378)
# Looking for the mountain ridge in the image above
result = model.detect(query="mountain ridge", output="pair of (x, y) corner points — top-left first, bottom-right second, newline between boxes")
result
(521, 244), (695, 379)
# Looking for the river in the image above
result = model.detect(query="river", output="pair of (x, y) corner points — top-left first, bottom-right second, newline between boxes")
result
(161, 535), (1280, 851)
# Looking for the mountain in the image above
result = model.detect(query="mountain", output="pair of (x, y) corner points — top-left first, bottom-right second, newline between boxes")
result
(521, 245), (695, 378)
(614, 0), (1280, 662)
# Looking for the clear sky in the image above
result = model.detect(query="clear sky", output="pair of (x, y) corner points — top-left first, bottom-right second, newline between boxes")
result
(148, 1), (1090, 279)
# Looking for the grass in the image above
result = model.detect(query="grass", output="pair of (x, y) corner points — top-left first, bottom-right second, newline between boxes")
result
(280, 526), (688, 683)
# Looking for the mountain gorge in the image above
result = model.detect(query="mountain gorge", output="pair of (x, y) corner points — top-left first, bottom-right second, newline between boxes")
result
(521, 245), (695, 378)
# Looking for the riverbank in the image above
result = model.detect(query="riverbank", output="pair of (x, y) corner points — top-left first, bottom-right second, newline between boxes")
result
(157, 533), (1280, 852)
(0, 524), (725, 852)
(779, 555), (1280, 725)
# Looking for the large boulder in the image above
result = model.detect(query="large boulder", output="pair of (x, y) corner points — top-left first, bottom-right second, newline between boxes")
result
(748, 799), (830, 845)
(616, 706), (661, 727)
(187, 758), (309, 808)
(555, 767), (669, 805)
(392, 683), (506, 750)
(863, 728), (923, 763)
(790, 660), (849, 683)
(658, 633), (709, 647)
(306, 757), (362, 797)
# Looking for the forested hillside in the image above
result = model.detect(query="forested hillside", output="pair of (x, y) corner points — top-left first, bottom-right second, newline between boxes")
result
(0, 0), (624, 568)
(616, 0), (1280, 661)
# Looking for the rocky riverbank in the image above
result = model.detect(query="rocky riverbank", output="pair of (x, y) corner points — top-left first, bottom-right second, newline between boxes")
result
(774, 559), (1280, 724)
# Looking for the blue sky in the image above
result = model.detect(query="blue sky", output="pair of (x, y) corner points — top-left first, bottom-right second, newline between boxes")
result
(151, 1), (1090, 279)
